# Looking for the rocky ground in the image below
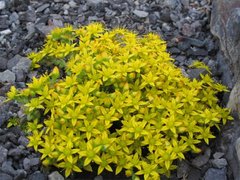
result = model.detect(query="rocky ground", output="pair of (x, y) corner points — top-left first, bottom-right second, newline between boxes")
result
(0, 0), (235, 179)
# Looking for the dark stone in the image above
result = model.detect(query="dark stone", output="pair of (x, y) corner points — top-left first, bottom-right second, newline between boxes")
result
(28, 171), (47, 180)
(14, 169), (27, 180)
(11, 56), (31, 82)
(3, 141), (14, 150)
(10, 0), (30, 11)
(175, 56), (186, 63)
(177, 160), (189, 178)
(0, 173), (13, 180)
(8, 126), (23, 137)
(1, 161), (16, 176)
(204, 168), (227, 180)
(177, 40), (191, 51)
(0, 103), (11, 128)
(8, 147), (23, 157)
(160, 8), (171, 22)
(186, 37), (205, 47)
(204, 38), (215, 52)
(149, 13), (158, 24)
(23, 157), (40, 171)
(17, 136), (29, 147)
(0, 146), (8, 165)
(36, 3), (50, 13)
(187, 47), (208, 56)
(18, 10), (36, 22)
(187, 166), (201, 180)
(9, 12), (19, 24)
(192, 148), (211, 168)
(0, 56), (8, 70)
(7, 55), (21, 71)
(0, 70), (15, 83)
(181, 23), (195, 37)
(0, 15), (9, 30)
(6, 132), (18, 144)
(169, 47), (181, 54)
(35, 23), (57, 36)
(213, 152), (225, 159)
(187, 68), (208, 80)
(211, 158), (228, 169)
(216, 51), (234, 88)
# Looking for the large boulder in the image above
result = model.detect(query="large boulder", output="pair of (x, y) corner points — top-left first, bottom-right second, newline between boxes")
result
(211, 0), (240, 82)
(210, 1), (240, 180)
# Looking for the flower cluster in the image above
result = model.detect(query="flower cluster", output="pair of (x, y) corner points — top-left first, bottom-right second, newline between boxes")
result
(7, 23), (233, 179)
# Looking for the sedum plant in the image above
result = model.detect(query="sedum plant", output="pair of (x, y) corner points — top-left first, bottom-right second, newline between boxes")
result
(6, 23), (233, 179)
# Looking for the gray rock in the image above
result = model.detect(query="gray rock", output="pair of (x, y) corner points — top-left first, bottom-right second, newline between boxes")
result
(0, 134), (7, 143)
(181, 23), (195, 37)
(9, 12), (19, 24)
(69, 0), (77, 8)
(12, 56), (31, 73)
(28, 171), (47, 180)
(1, 161), (16, 176)
(18, 10), (36, 22)
(162, 23), (171, 32)
(35, 23), (56, 36)
(0, 1), (6, 10)
(12, 56), (31, 82)
(94, 175), (103, 180)
(205, 38), (215, 52)
(192, 148), (211, 168)
(149, 13), (158, 24)
(0, 146), (8, 165)
(163, 0), (178, 9)
(8, 147), (23, 157)
(17, 136), (29, 147)
(133, 10), (149, 18)
(0, 29), (11, 35)
(7, 55), (21, 70)
(10, 0), (30, 11)
(187, 47), (208, 56)
(178, 41), (191, 51)
(175, 56), (186, 63)
(0, 173), (13, 180)
(180, 0), (189, 8)
(187, 68), (208, 80)
(6, 132), (18, 144)
(236, 137), (240, 164)
(24, 22), (35, 40)
(23, 158), (30, 170)
(211, 0), (240, 82)
(187, 166), (201, 180)
(48, 171), (64, 180)
(227, 80), (240, 115)
(0, 56), (8, 70)
(160, 9), (171, 22)
(105, 7), (117, 20)
(23, 157), (40, 170)
(36, 3), (50, 13)
(14, 169), (27, 180)
(204, 168), (227, 180)
(177, 160), (189, 178)
(169, 47), (181, 54)
(186, 38), (205, 47)
(0, 15), (9, 30)
(29, 158), (40, 166)
(87, 0), (103, 5)
(213, 152), (225, 159)
(212, 158), (228, 169)
(0, 70), (15, 83)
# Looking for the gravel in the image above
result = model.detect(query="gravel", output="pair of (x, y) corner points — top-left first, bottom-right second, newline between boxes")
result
(0, 0), (234, 179)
